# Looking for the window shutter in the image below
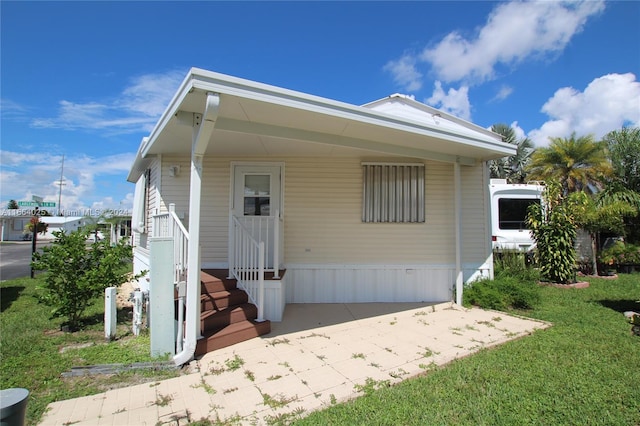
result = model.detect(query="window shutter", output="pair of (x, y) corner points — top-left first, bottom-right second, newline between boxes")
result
(362, 163), (425, 223)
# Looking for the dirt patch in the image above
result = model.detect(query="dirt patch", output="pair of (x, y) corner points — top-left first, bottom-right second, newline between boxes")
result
(116, 280), (139, 309)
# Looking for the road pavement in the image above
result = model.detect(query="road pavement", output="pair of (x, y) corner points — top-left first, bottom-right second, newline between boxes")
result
(0, 241), (49, 281)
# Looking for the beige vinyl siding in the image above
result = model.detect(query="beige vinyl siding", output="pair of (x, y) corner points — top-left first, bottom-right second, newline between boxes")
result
(154, 155), (487, 268)
(284, 157), (455, 264)
(159, 156), (231, 264)
(461, 164), (489, 263)
(201, 160), (231, 262)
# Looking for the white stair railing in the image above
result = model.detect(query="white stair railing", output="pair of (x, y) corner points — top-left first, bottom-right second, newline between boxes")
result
(230, 210), (280, 277)
(152, 203), (189, 352)
(230, 215), (265, 321)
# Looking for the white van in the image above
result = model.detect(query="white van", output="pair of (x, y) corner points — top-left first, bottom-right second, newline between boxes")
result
(489, 179), (544, 252)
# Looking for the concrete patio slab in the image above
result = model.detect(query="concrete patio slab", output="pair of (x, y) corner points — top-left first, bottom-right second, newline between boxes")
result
(39, 302), (549, 425)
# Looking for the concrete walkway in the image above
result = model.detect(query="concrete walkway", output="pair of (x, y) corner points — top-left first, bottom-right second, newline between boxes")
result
(39, 302), (549, 425)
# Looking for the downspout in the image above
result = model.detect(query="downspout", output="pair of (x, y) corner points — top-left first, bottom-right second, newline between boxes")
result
(173, 92), (220, 366)
(454, 160), (463, 305)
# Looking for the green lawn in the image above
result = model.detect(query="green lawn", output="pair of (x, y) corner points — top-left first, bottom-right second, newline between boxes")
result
(296, 274), (640, 425)
(0, 275), (179, 425)
(2, 273), (639, 425)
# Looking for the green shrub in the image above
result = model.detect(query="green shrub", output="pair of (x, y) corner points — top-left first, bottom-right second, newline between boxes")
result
(526, 180), (578, 284)
(599, 241), (640, 267)
(464, 276), (541, 311)
(32, 229), (139, 330)
(494, 250), (540, 282)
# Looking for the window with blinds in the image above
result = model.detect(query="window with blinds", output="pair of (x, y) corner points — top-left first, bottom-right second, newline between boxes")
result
(362, 163), (425, 223)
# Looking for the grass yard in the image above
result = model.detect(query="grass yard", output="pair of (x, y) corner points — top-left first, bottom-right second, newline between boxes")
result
(1, 272), (639, 425)
(296, 274), (640, 425)
(0, 275), (180, 426)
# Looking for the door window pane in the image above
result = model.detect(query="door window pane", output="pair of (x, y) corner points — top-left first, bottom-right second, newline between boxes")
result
(244, 175), (270, 216)
(244, 197), (270, 216)
(244, 175), (270, 196)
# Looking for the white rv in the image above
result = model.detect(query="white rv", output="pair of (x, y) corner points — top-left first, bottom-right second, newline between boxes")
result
(489, 179), (544, 252)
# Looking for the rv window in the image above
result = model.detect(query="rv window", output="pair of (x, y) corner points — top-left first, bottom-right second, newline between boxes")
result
(498, 198), (539, 230)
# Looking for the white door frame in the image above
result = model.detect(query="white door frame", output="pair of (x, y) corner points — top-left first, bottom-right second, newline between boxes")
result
(228, 162), (284, 271)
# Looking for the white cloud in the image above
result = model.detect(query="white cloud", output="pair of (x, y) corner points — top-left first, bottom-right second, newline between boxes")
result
(384, 1), (604, 89)
(383, 55), (423, 92)
(120, 71), (185, 117)
(30, 69), (185, 134)
(0, 99), (29, 120)
(510, 121), (527, 141)
(0, 150), (135, 211)
(529, 73), (640, 146)
(421, 0), (605, 84)
(426, 81), (471, 121)
(491, 85), (514, 103)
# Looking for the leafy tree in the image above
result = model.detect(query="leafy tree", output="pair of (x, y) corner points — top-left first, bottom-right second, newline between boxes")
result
(488, 124), (533, 183)
(603, 127), (640, 193)
(602, 127), (640, 242)
(526, 180), (580, 284)
(526, 133), (611, 194)
(31, 228), (137, 330)
(24, 216), (48, 235)
(571, 191), (637, 274)
(7, 199), (18, 209)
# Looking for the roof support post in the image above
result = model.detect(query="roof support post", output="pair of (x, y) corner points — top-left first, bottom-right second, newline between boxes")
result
(454, 160), (463, 305)
(174, 92), (220, 366)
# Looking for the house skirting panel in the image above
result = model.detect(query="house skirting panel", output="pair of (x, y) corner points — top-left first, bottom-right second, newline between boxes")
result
(284, 264), (452, 303)
(284, 263), (492, 304)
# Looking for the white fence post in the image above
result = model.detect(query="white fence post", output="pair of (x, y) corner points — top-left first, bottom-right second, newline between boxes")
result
(104, 287), (117, 341)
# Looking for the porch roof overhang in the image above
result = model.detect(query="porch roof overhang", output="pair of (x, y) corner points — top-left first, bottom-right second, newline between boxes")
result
(128, 68), (515, 182)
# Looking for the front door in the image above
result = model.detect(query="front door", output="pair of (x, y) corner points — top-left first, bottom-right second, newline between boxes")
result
(232, 165), (282, 269)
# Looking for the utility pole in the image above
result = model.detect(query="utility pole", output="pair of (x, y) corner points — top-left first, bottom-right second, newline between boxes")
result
(31, 208), (39, 279)
(57, 155), (65, 216)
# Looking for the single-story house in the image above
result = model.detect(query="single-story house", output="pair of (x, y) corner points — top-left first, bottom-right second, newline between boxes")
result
(127, 68), (515, 364)
(0, 211), (32, 241)
(39, 216), (85, 240)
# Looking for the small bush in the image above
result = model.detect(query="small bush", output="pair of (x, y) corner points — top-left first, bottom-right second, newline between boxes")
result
(32, 229), (140, 330)
(464, 276), (541, 311)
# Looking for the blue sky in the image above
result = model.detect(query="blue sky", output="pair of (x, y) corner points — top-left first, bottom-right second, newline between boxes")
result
(1, 1), (639, 213)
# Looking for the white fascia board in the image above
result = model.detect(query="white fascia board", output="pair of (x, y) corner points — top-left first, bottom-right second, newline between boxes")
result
(192, 68), (511, 146)
(127, 140), (154, 183)
(135, 68), (515, 169)
(188, 69), (511, 152)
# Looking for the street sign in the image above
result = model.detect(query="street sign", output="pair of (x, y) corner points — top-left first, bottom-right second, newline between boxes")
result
(17, 201), (56, 207)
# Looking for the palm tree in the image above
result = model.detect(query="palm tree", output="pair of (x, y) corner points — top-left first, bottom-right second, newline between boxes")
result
(602, 127), (640, 242)
(526, 133), (612, 194)
(488, 124), (534, 183)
